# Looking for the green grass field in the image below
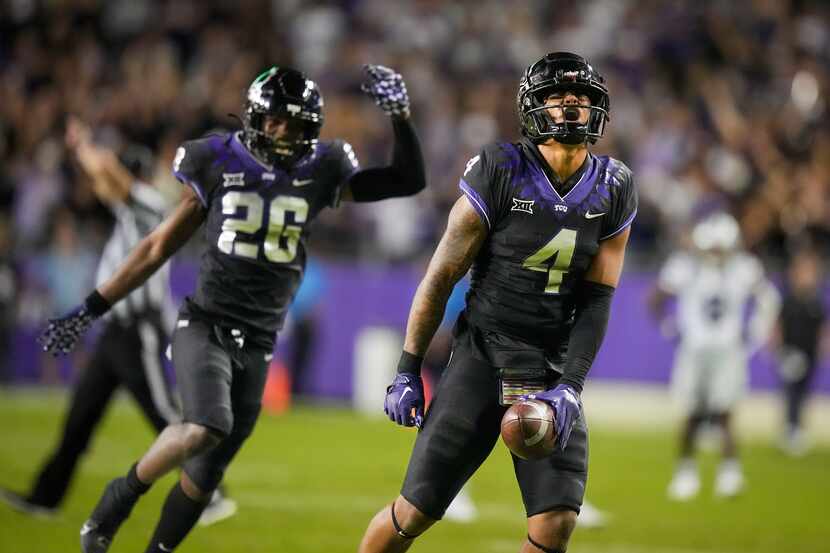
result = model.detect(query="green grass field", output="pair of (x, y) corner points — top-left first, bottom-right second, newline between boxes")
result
(0, 389), (827, 553)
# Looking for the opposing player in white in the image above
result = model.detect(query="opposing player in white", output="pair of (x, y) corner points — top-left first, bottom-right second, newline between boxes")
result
(651, 212), (780, 500)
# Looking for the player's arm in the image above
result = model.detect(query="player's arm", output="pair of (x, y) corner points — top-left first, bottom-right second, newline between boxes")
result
(384, 196), (487, 427)
(529, 228), (631, 450)
(65, 117), (132, 204)
(39, 187), (205, 355)
(340, 64), (426, 203)
(746, 273), (781, 351)
(339, 116), (425, 202)
(648, 286), (673, 319)
(404, 196), (487, 356)
(97, 186), (204, 303)
(558, 227), (630, 392)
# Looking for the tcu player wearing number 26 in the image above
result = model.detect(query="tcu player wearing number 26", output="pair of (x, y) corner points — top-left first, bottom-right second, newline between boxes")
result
(38, 65), (424, 553)
(360, 52), (636, 553)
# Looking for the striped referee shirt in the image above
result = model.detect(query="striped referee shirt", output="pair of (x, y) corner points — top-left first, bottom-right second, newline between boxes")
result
(95, 182), (175, 333)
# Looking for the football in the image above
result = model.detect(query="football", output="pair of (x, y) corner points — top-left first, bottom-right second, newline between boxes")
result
(500, 399), (557, 460)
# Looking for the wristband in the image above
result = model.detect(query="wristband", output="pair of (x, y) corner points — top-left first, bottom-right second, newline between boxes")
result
(84, 290), (112, 317)
(397, 350), (423, 376)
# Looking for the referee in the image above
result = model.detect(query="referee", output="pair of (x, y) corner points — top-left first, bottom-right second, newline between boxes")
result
(0, 118), (234, 525)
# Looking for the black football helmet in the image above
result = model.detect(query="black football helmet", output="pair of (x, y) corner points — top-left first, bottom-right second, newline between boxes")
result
(242, 66), (324, 167)
(517, 52), (609, 145)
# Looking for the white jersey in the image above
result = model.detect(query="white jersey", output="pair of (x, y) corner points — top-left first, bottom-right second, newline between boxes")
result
(658, 251), (777, 350)
(96, 182), (175, 333)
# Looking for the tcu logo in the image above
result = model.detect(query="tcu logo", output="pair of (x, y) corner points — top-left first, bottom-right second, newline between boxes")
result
(554, 204), (568, 213)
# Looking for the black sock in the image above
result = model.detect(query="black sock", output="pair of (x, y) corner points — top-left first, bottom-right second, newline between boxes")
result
(125, 462), (151, 495)
(145, 482), (209, 553)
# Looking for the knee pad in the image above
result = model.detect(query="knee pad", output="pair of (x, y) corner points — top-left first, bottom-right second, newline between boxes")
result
(527, 534), (565, 553)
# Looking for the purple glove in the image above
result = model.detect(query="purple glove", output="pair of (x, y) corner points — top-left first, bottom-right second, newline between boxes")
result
(384, 373), (424, 428)
(361, 64), (410, 118)
(526, 384), (582, 451)
(38, 305), (96, 355)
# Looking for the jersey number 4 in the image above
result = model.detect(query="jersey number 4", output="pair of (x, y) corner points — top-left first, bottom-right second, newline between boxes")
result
(522, 228), (577, 294)
(218, 192), (309, 263)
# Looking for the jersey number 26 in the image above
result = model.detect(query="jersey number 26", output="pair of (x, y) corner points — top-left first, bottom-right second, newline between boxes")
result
(218, 192), (308, 263)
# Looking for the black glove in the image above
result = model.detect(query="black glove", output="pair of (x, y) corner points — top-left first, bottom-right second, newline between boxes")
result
(38, 291), (110, 355)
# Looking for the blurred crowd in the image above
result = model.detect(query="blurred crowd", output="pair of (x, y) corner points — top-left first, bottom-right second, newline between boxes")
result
(0, 0), (829, 356)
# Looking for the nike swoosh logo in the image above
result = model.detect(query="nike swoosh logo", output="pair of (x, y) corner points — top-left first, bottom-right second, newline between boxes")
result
(585, 211), (606, 219)
(80, 523), (94, 535)
(159, 543), (174, 552)
(398, 387), (413, 405)
(292, 179), (313, 187)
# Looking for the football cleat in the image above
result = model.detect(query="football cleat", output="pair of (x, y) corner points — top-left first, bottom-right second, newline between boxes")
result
(0, 488), (57, 519)
(198, 489), (238, 527)
(80, 519), (113, 553)
(714, 460), (745, 498)
(577, 500), (609, 529)
(667, 461), (700, 501)
(443, 486), (478, 524)
(81, 478), (137, 552)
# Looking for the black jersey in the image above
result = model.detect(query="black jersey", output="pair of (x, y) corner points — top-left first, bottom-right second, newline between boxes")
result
(173, 131), (358, 344)
(459, 138), (637, 350)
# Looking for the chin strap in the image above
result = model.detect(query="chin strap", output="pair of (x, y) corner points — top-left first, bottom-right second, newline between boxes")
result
(390, 500), (421, 540)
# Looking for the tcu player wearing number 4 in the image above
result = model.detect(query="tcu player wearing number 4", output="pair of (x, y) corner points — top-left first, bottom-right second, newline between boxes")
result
(361, 52), (636, 553)
(39, 64), (424, 553)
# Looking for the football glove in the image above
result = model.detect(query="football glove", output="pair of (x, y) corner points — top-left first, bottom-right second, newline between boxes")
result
(526, 383), (582, 451)
(38, 291), (110, 355)
(361, 64), (410, 118)
(384, 372), (424, 428)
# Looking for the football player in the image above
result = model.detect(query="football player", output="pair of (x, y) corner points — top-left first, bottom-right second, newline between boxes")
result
(39, 64), (425, 553)
(358, 52), (636, 553)
(1, 118), (234, 526)
(650, 212), (780, 499)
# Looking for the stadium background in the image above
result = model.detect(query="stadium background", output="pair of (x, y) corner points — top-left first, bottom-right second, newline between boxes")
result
(0, 1), (828, 552)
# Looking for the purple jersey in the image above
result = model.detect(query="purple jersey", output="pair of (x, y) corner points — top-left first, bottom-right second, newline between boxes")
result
(173, 132), (358, 345)
(459, 138), (637, 349)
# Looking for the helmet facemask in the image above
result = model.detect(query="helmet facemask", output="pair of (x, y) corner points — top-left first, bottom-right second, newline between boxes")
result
(242, 67), (324, 168)
(517, 53), (610, 145)
(243, 107), (322, 167)
(519, 85), (608, 145)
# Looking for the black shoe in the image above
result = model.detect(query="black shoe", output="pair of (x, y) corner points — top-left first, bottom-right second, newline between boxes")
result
(80, 478), (138, 553)
(80, 519), (114, 553)
(0, 488), (57, 519)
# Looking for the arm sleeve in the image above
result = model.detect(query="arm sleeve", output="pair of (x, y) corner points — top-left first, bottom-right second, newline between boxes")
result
(346, 117), (426, 203)
(325, 140), (360, 208)
(458, 146), (511, 230)
(600, 163), (638, 240)
(559, 281), (615, 393)
(172, 140), (214, 209)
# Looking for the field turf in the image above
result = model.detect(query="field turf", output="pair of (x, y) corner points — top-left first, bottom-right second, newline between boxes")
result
(0, 389), (827, 553)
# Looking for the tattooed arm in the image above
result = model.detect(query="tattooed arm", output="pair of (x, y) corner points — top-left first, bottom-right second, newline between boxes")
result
(403, 196), (488, 356)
